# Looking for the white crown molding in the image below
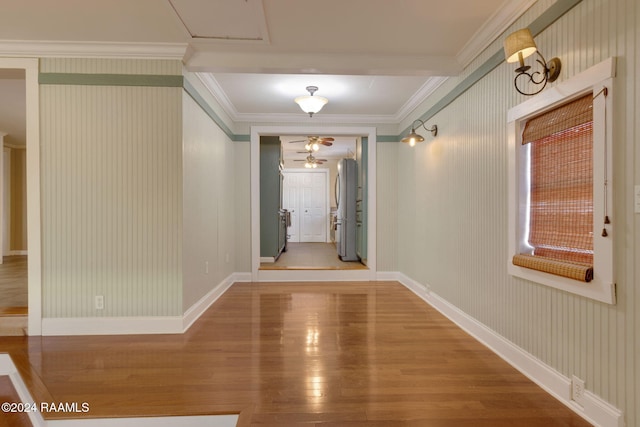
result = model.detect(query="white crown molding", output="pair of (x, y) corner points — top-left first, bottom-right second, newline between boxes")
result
(234, 112), (402, 124)
(196, 72), (242, 120)
(456, 0), (538, 68)
(196, 73), (402, 125)
(0, 40), (188, 60)
(394, 76), (449, 122)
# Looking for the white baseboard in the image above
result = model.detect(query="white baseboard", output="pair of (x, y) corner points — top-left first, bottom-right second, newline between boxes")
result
(384, 271), (624, 427)
(233, 272), (252, 282)
(182, 273), (236, 331)
(5, 250), (27, 256)
(41, 315), (184, 336)
(41, 273), (251, 336)
(260, 257), (275, 263)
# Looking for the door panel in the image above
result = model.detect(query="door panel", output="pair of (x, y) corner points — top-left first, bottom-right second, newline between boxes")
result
(283, 171), (327, 243)
(282, 173), (300, 242)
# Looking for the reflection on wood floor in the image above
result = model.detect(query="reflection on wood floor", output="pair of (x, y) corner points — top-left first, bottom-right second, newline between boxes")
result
(260, 242), (367, 270)
(0, 282), (591, 426)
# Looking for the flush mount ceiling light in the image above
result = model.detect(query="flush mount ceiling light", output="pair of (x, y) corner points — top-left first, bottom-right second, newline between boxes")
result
(294, 86), (328, 117)
(401, 119), (438, 147)
(503, 28), (562, 96)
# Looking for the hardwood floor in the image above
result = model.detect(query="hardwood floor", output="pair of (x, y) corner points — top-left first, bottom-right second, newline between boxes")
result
(260, 243), (367, 270)
(0, 256), (28, 308)
(0, 282), (591, 426)
(0, 256), (28, 336)
(0, 375), (32, 427)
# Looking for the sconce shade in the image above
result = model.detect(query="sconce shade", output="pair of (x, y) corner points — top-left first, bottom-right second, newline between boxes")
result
(401, 122), (437, 147)
(294, 86), (328, 116)
(504, 28), (537, 63)
(401, 129), (425, 147)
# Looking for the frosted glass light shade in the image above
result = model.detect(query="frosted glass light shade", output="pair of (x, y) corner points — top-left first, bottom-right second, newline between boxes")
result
(295, 95), (328, 115)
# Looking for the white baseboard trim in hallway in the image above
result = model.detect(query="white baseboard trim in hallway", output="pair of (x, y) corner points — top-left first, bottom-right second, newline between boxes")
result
(379, 271), (624, 427)
(182, 272), (250, 332)
(40, 273), (252, 336)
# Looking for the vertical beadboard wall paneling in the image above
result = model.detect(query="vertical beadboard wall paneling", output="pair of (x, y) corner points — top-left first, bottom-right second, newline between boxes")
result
(40, 60), (183, 319)
(181, 91), (236, 311)
(233, 142), (252, 273)
(376, 143), (398, 272)
(395, 0), (639, 424)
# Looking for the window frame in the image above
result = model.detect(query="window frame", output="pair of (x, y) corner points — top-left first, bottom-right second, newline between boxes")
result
(507, 58), (616, 304)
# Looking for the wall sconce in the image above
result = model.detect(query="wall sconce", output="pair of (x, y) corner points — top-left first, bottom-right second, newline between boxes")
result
(294, 86), (328, 117)
(401, 120), (438, 147)
(503, 28), (561, 96)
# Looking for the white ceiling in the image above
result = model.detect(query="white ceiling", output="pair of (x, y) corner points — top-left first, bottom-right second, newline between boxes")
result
(0, 0), (535, 128)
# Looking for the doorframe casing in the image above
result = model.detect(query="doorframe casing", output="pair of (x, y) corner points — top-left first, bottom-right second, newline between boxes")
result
(0, 58), (41, 334)
(282, 168), (330, 243)
(251, 126), (377, 282)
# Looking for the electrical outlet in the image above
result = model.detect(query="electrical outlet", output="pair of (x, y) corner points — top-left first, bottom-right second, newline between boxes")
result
(95, 295), (104, 310)
(571, 375), (585, 406)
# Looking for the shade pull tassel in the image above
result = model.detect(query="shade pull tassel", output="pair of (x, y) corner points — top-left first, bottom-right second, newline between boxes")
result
(604, 215), (610, 224)
(602, 228), (608, 237)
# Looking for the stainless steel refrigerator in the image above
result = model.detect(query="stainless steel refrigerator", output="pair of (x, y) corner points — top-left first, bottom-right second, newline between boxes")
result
(335, 158), (358, 261)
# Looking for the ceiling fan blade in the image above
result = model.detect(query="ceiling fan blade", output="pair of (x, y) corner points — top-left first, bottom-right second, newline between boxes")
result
(316, 159), (328, 162)
(319, 141), (333, 146)
(288, 139), (306, 143)
(319, 137), (335, 142)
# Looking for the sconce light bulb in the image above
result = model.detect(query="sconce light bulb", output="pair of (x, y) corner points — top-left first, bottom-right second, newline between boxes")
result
(312, 143), (319, 151)
(409, 139), (416, 147)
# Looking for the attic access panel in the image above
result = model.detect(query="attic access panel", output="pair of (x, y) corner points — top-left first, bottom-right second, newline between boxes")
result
(169, 0), (269, 42)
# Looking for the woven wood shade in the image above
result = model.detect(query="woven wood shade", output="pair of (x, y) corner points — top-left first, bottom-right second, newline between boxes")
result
(512, 254), (593, 282)
(515, 93), (594, 280)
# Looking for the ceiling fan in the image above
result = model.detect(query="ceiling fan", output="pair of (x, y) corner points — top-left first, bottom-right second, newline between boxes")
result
(294, 154), (327, 168)
(289, 136), (334, 152)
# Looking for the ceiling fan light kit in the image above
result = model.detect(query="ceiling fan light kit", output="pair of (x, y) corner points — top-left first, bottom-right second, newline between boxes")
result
(294, 86), (329, 117)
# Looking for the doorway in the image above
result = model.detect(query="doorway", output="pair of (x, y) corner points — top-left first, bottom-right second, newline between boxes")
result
(0, 59), (40, 335)
(251, 126), (377, 282)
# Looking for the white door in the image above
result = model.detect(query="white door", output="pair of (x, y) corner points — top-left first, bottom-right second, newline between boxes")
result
(282, 172), (300, 242)
(300, 173), (326, 242)
(283, 170), (328, 243)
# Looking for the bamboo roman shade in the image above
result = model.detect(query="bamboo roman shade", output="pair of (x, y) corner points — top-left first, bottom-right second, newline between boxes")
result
(512, 94), (594, 282)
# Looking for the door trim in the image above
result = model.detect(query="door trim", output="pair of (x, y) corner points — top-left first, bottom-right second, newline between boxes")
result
(0, 58), (41, 334)
(251, 126), (377, 281)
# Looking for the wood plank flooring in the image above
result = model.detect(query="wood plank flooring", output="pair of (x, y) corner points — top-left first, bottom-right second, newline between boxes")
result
(0, 375), (32, 427)
(0, 282), (591, 426)
(0, 256), (28, 308)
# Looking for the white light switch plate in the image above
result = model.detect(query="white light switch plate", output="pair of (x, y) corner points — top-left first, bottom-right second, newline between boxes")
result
(636, 185), (640, 213)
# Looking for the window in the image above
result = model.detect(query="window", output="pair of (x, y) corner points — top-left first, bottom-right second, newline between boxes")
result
(507, 58), (616, 304)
